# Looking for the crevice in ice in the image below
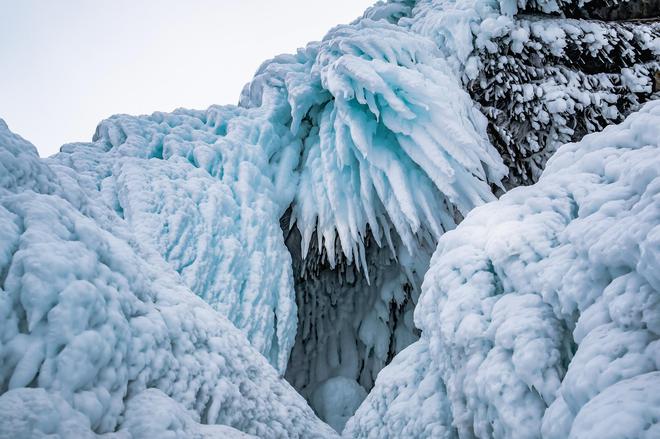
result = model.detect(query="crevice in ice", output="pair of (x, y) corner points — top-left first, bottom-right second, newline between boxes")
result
(281, 210), (429, 432)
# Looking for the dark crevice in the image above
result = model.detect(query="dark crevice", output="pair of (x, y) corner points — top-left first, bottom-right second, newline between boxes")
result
(281, 212), (427, 430)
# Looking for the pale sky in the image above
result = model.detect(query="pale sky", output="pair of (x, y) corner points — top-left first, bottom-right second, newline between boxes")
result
(0, 0), (375, 157)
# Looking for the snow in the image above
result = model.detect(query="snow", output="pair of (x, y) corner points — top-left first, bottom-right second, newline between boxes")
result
(405, 0), (660, 185)
(344, 341), (456, 438)
(347, 100), (660, 438)
(55, 107), (299, 374)
(0, 388), (257, 439)
(0, 120), (337, 437)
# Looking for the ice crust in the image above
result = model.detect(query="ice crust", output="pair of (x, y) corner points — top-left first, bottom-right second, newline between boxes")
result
(346, 100), (660, 438)
(311, 376), (368, 433)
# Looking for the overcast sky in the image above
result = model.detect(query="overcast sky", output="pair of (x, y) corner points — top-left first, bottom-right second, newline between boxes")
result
(0, 0), (374, 157)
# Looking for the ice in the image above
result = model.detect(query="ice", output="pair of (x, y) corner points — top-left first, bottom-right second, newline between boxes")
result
(55, 107), (299, 374)
(45, 12), (509, 380)
(567, 372), (660, 439)
(0, 388), (257, 438)
(282, 227), (431, 418)
(2, 2), (509, 432)
(245, 17), (508, 261)
(347, 100), (660, 438)
(1, 0), (658, 435)
(0, 120), (337, 437)
(31, 3), (513, 424)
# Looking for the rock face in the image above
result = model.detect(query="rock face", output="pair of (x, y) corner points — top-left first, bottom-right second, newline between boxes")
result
(0, 0), (658, 437)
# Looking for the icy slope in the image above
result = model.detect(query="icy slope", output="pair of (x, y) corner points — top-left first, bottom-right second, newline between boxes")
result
(346, 99), (660, 438)
(53, 106), (300, 375)
(0, 120), (337, 438)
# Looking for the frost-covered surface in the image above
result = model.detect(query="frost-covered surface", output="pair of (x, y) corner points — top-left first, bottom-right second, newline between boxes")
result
(0, 120), (337, 437)
(344, 341), (456, 438)
(2, 0), (659, 435)
(347, 100), (660, 438)
(0, 388), (257, 439)
(398, 0), (660, 185)
(37, 2), (515, 426)
(311, 376), (368, 433)
(241, 18), (507, 255)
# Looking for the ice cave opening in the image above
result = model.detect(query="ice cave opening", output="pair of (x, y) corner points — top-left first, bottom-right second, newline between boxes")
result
(280, 209), (435, 432)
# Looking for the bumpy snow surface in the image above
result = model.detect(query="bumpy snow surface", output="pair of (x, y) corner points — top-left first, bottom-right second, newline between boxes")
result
(346, 100), (660, 438)
(1, 0), (659, 437)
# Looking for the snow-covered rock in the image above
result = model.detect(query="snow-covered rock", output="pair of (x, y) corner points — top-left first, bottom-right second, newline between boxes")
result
(346, 99), (660, 438)
(403, 0), (660, 185)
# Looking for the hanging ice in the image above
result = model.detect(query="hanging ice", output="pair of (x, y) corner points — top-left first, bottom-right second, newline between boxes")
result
(0, 9), (509, 432)
(45, 13), (510, 382)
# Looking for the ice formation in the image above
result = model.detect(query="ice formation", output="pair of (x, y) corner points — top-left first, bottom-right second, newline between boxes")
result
(346, 99), (660, 438)
(402, 0), (660, 185)
(1, 0), (659, 436)
(0, 121), (337, 437)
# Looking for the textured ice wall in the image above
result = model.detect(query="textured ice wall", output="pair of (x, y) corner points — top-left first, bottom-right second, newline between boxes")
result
(241, 15), (508, 262)
(38, 10), (509, 426)
(0, 2), (510, 432)
(283, 226), (430, 417)
(47, 10), (508, 378)
(54, 106), (299, 374)
(0, 120), (337, 438)
(346, 99), (660, 438)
